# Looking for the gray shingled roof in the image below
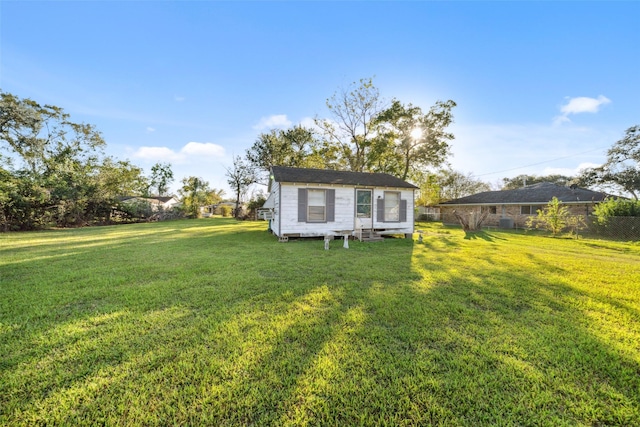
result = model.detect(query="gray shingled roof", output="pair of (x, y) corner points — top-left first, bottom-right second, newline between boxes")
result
(271, 166), (418, 189)
(439, 182), (609, 206)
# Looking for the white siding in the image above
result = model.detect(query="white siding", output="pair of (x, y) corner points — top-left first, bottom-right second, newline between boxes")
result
(371, 188), (415, 235)
(278, 184), (354, 237)
(271, 183), (415, 237)
(271, 181), (281, 236)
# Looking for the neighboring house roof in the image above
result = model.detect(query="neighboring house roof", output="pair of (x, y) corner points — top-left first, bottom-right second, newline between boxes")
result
(439, 182), (609, 206)
(270, 166), (418, 189)
(154, 196), (178, 204)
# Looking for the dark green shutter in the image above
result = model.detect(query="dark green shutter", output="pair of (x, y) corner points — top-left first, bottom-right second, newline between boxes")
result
(326, 189), (335, 222)
(298, 188), (307, 222)
(400, 199), (407, 222)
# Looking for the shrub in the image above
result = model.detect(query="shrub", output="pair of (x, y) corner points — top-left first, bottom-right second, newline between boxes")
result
(594, 198), (640, 224)
(526, 197), (585, 237)
(590, 198), (640, 240)
(220, 205), (233, 217)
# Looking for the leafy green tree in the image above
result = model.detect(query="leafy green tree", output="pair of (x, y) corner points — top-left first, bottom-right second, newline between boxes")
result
(526, 197), (584, 237)
(0, 92), (105, 175)
(315, 77), (384, 172)
(437, 169), (491, 201)
(226, 155), (256, 218)
(414, 172), (442, 207)
(593, 198), (640, 223)
(179, 176), (212, 218)
(246, 191), (268, 218)
(208, 188), (225, 206)
(412, 169), (490, 206)
(0, 168), (50, 230)
(0, 91), (113, 229)
(245, 125), (324, 182)
(149, 162), (174, 196)
(96, 158), (147, 199)
(591, 197), (640, 239)
(372, 99), (456, 180)
(90, 158), (147, 222)
(580, 125), (640, 199)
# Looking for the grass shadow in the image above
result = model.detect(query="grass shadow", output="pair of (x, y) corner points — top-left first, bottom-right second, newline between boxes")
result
(463, 230), (508, 241)
(1, 219), (639, 425)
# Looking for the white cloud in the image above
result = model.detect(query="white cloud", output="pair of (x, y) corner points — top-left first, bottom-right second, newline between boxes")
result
(554, 95), (611, 125)
(133, 146), (182, 162)
(132, 142), (226, 164)
(253, 114), (292, 130)
(146, 127), (156, 133)
(174, 95), (186, 102)
(181, 141), (226, 157)
(561, 95), (611, 115)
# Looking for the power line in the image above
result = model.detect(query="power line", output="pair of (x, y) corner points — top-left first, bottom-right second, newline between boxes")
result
(474, 146), (607, 177)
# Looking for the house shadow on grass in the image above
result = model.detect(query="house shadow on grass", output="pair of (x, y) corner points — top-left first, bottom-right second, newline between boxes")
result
(2, 220), (640, 425)
(463, 230), (507, 241)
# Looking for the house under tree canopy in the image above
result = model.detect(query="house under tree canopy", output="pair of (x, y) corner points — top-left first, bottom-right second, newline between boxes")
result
(262, 166), (418, 241)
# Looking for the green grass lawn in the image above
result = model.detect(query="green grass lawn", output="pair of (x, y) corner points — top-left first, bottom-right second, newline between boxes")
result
(1, 219), (639, 426)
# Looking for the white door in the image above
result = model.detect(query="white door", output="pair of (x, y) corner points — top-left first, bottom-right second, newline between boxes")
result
(356, 189), (373, 229)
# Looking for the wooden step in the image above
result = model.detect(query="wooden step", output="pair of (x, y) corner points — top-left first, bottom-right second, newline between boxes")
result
(359, 230), (384, 242)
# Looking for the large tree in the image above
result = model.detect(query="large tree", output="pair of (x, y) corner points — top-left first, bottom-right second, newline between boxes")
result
(0, 91), (111, 228)
(96, 157), (147, 198)
(178, 176), (212, 218)
(149, 162), (174, 196)
(0, 92), (155, 229)
(0, 91), (105, 175)
(225, 155), (257, 218)
(416, 169), (491, 204)
(412, 169), (491, 206)
(372, 99), (456, 180)
(315, 77), (385, 172)
(580, 125), (640, 199)
(245, 125), (325, 183)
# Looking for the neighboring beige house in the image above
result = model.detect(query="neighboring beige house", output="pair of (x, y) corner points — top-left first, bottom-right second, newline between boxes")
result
(120, 196), (180, 211)
(263, 166), (418, 240)
(438, 182), (610, 228)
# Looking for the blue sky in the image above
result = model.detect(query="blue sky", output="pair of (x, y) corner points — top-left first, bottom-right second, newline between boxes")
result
(2, 1), (638, 195)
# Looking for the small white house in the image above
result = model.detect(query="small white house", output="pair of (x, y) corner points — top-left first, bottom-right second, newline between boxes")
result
(263, 166), (418, 240)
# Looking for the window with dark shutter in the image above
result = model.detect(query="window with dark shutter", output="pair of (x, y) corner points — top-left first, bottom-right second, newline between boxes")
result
(326, 189), (335, 222)
(298, 188), (307, 222)
(299, 188), (335, 223)
(400, 199), (407, 222)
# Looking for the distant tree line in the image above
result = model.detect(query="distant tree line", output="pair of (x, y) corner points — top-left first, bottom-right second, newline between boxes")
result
(4, 82), (638, 229)
(0, 91), (230, 230)
(1, 91), (136, 230)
